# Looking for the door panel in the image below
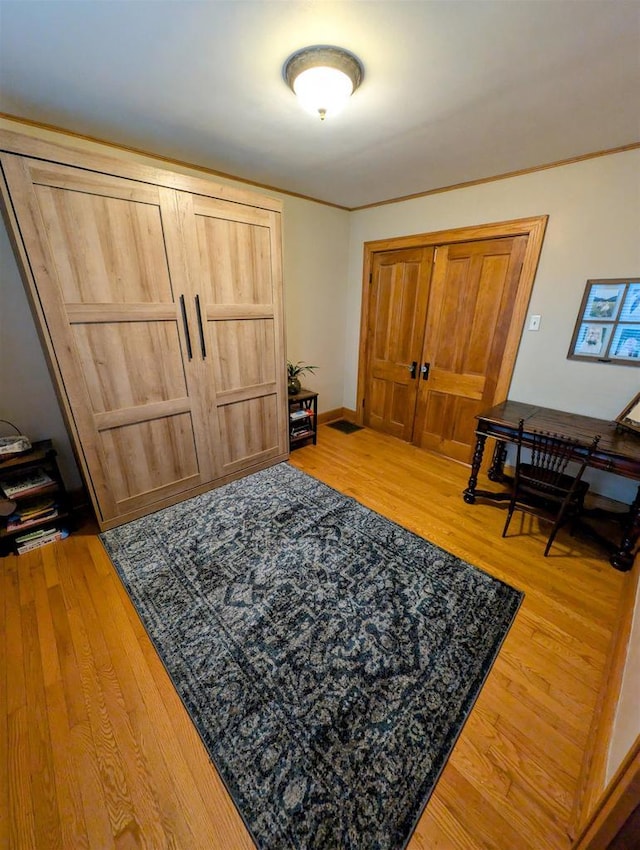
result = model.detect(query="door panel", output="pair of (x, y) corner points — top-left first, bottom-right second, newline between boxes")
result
(426, 371), (484, 399)
(191, 199), (286, 471)
(218, 396), (282, 471)
(99, 414), (200, 506)
(194, 209), (273, 305)
(420, 393), (481, 463)
(72, 322), (188, 413)
(34, 183), (172, 303)
(364, 248), (434, 439)
(212, 319), (276, 392)
(414, 236), (527, 462)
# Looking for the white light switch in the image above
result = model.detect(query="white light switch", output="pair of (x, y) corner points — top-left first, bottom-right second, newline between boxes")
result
(528, 314), (541, 331)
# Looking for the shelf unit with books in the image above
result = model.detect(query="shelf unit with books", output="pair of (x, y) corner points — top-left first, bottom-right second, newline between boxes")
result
(288, 389), (318, 449)
(0, 439), (72, 555)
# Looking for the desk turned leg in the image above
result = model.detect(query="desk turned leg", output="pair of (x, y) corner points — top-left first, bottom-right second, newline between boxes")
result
(611, 484), (640, 572)
(488, 440), (508, 482)
(464, 434), (487, 504)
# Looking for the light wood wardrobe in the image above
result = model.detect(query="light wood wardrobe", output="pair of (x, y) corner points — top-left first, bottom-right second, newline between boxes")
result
(0, 130), (288, 530)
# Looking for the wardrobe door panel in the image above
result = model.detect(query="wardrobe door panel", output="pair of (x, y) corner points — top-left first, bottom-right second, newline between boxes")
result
(72, 322), (187, 413)
(193, 200), (273, 305)
(1, 155), (209, 524)
(34, 182), (172, 303)
(190, 197), (287, 472)
(218, 396), (281, 472)
(212, 319), (276, 392)
(100, 414), (200, 512)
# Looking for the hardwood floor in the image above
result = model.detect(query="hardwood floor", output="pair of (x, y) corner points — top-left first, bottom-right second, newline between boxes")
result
(1, 424), (629, 849)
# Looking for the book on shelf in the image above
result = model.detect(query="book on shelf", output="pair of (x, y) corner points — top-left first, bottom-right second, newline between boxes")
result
(9, 495), (57, 520)
(0, 467), (54, 498)
(289, 409), (313, 421)
(16, 527), (68, 554)
(6, 508), (59, 533)
(291, 428), (314, 438)
(15, 525), (58, 544)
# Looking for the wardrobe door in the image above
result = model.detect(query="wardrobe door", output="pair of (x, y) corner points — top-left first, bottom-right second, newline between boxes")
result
(1, 155), (216, 526)
(187, 194), (288, 474)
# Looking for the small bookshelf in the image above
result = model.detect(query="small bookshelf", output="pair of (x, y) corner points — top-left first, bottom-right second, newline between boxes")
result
(288, 389), (318, 449)
(0, 439), (72, 555)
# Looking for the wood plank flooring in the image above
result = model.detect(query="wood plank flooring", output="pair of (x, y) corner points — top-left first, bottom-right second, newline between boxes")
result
(1, 424), (629, 849)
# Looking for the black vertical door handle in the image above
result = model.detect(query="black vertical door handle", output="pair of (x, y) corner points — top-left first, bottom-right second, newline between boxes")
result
(408, 361), (418, 379)
(179, 294), (193, 360)
(195, 295), (206, 359)
(421, 362), (431, 380)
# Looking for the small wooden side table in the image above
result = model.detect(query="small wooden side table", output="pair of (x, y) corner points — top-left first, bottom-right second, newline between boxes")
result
(288, 389), (318, 449)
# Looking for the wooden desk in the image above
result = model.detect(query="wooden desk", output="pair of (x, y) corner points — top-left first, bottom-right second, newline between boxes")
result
(463, 400), (640, 571)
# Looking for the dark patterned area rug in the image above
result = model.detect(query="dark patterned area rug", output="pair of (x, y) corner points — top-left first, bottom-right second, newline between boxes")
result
(101, 463), (523, 850)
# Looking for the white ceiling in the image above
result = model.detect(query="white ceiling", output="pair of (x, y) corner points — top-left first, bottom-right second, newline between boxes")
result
(1, 0), (639, 209)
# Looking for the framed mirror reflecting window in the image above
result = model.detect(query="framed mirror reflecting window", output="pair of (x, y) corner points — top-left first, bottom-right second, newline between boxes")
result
(568, 278), (640, 365)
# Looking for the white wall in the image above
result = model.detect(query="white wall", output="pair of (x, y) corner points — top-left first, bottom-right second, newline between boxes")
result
(281, 195), (349, 410)
(0, 221), (83, 488)
(346, 150), (640, 502)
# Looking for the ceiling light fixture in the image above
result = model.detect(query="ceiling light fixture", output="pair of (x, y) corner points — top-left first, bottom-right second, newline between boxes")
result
(283, 45), (364, 121)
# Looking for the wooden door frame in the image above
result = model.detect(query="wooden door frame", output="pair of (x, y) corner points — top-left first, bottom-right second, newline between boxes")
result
(570, 562), (640, 841)
(571, 735), (640, 850)
(356, 216), (548, 427)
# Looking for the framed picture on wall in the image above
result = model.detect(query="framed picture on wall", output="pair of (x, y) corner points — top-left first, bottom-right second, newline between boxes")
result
(615, 392), (640, 436)
(568, 278), (640, 365)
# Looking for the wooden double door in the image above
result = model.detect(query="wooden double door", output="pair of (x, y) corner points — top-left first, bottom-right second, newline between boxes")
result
(0, 131), (288, 529)
(360, 219), (547, 464)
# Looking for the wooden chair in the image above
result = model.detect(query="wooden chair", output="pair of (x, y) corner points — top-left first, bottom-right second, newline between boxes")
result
(502, 419), (600, 556)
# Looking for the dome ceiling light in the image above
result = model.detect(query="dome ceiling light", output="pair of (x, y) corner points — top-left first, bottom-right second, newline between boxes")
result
(283, 45), (364, 121)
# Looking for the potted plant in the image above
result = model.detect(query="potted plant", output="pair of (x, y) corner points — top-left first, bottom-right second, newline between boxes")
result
(287, 360), (317, 395)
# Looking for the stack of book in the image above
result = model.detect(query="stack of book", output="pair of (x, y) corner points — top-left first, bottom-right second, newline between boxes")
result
(0, 467), (55, 499)
(290, 408), (314, 438)
(5, 496), (58, 533)
(15, 526), (69, 555)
